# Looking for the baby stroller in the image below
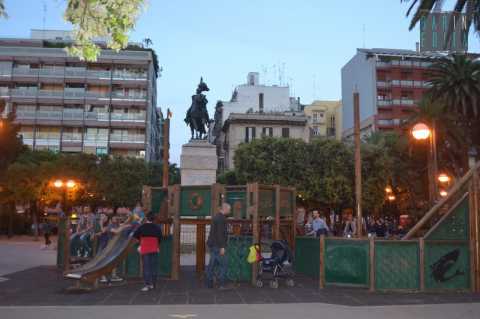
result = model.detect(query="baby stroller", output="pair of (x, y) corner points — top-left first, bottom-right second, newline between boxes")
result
(256, 240), (295, 289)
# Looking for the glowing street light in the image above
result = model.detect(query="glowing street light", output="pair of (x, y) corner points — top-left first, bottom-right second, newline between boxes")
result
(439, 190), (448, 197)
(411, 123), (431, 140)
(66, 180), (76, 188)
(385, 186), (392, 194)
(438, 173), (451, 184)
(388, 195), (396, 201)
(53, 180), (63, 188)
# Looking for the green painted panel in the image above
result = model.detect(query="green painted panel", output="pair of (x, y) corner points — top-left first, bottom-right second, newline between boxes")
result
(125, 242), (141, 278)
(151, 189), (167, 215)
(56, 219), (66, 268)
(280, 190), (293, 217)
(180, 187), (212, 217)
(424, 242), (470, 290)
(259, 189), (275, 217)
(375, 242), (419, 290)
(158, 235), (172, 276)
(226, 191), (247, 219)
(325, 239), (369, 286)
(294, 237), (320, 278)
(227, 236), (252, 282)
(427, 196), (469, 240)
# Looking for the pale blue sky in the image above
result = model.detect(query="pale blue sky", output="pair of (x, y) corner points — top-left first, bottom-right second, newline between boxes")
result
(0, 0), (479, 163)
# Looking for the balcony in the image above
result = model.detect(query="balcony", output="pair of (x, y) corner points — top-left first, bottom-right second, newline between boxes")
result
(84, 135), (108, 147)
(11, 88), (38, 98)
(0, 69), (11, 77)
(63, 110), (84, 121)
(64, 90), (86, 99)
(65, 68), (86, 78)
(0, 87), (9, 97)
(112, 71), (148, 81)
(86, 70), (111, 79)
(85, 112), (109, 122)
(16, 110), (37, 119)
(85, 91), (110, 99)
(392, 99), (415, 106)
(38, 68), (64, 77)
(377, 100), (392, 106)
(38, 90), (63, 98)
(36, 110), (63, 120)
(111, 113), (146, 122)
(12, 68), (39, 76)
(62, 133), (83, 142)
(109, 134), (145, 143)
(111, 92), (147, 101)
(377, 81), (389, 88)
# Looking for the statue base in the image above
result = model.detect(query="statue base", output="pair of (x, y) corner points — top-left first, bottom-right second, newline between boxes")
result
(180, 140), (218, 186)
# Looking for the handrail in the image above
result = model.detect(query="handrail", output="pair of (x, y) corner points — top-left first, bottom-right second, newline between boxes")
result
(403, 161), (480, 240)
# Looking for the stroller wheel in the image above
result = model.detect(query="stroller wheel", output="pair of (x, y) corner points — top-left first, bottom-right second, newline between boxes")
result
(269, 280), (279, 289)
(286, 278), (295, 287)
(256, 280), (263, 288)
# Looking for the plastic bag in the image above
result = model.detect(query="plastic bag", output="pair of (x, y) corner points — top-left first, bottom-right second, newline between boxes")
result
(247, 244), (260, 264)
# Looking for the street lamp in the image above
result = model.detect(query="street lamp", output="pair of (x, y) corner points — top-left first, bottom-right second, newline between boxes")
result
(411, 122), (438, 205)
(385, 186), (393, 194)
(52, 179), (77, 216)
(439, 190), (448, 197)
(438, 173), (451, 184)
(387, 195), (396, 201)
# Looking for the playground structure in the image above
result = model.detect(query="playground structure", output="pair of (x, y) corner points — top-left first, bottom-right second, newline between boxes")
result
(295, 163), (480, 292)
(57, 163), (480, 293)
(57, 183), (297, 286)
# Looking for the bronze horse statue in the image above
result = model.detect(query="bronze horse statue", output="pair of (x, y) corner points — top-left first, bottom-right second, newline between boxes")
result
(185, 78), (211, 140)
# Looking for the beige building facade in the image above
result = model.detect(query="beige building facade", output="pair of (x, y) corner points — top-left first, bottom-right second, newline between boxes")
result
(303, 100), (342, 141)
(219, 113), (308, 171)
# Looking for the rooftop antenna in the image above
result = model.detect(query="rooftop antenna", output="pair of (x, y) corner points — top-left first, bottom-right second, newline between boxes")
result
(42, 1), (47, 37)
(362, 24), (366, 48)
(433, 0), (443, 12)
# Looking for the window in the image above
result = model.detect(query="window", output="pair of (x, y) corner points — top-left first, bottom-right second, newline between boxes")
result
(262, 127), (273, 137)
(259, 93), (264, 113)
(432, 31), (438, 48)
(452, 31), (456, 48)
(282, 128), (290, 138)
(245, 127), (256, 143)
(96, 147), (108, 155)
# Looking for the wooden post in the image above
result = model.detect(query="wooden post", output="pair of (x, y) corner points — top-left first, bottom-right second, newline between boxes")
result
(196, 223), (206, 275)
(274, 185), (281, 241)
(353, 91), (363, 237)
(319, 234), (325, 289)
(142, 186), (152, 213)
(369, 237), (375, 292)
(249, 183), (260, 286)
(475, 170), (480, 292)
(169, 185), (181, 280)
(419, 238), (425, 291)
(162, 116), (170, 188)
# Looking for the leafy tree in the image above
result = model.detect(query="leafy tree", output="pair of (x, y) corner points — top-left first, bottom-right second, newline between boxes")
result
(0, 0), (146, 61)
(145, 162), (181, 186)
(0, 113), (26, 176)
(95, 156), (149, 208)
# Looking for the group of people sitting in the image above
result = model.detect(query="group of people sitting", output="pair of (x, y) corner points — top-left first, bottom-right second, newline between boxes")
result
(297, 207), (411, 239)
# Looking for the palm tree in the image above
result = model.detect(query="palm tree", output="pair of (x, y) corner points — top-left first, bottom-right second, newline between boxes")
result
(427, 55), (480, 118)
(0, 0), (7, 18)
(403, 0), (480, 36)
(425, 55), (480, 168)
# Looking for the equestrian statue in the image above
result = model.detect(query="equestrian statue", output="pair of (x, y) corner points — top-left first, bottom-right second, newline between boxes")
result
(185, 77), (211, 140)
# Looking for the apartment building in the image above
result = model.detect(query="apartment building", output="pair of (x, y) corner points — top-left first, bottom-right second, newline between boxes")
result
(219, 112), (308, 171)
(303, 100), (342, 141)
(341, 48), (441, 139)
(0, 30), (162, 161)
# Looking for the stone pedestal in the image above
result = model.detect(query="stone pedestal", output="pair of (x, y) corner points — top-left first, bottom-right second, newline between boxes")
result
(180, 140), (217, 186)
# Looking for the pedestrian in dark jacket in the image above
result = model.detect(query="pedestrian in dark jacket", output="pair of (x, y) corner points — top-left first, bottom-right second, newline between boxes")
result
(133, 213), (162, 292)
(206, 203), (231, 289)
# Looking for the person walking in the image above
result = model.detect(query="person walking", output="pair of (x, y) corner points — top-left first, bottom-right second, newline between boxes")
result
(133, 213), (163, 292)
(206, 203), (231, 289)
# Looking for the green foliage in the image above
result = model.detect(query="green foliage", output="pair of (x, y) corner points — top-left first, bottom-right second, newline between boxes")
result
(217, 170), (244, 185)
(64, 0), (146, 61)
(0, 113), (26, 175)
(145, 162), (180, 186)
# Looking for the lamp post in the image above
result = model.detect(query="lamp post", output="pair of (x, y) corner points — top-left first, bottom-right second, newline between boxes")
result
(411, 122), (438, 205)
(53, 179), (76, 216)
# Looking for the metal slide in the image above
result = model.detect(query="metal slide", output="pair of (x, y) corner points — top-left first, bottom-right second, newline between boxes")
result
(64, 228), (135, 283)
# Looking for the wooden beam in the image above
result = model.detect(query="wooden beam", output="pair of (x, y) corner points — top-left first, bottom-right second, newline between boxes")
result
(472, 171), (480, 292)
(419, 238), (425, 291)
(63, 218), (70, 272)
(250, 183), (260, 286)
(196, 223), (206, 275)
(274, 185), (280, 241)
(404, 162), (480, 239)
(162, 117), (170, 188)
(353, 91), (363, 238)
(292, 188), (297, 251)
(319, 234), (325, 289)
(170, 185), (181, 280)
